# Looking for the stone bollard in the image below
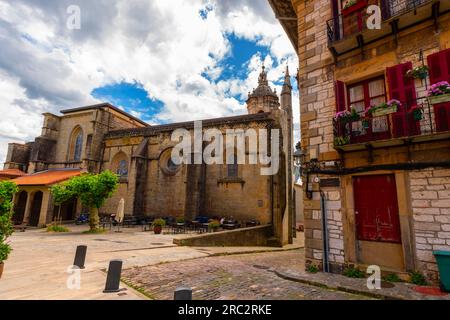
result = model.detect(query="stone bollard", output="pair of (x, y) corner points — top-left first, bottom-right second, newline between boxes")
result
(174, 287), (193, 300)
(103, 260), (123, 293)
(73, 245), (87, 269)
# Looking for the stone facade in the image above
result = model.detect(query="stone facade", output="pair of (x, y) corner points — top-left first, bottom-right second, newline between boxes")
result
(411, 168), (450, 281)
(271, 0), (450, 281)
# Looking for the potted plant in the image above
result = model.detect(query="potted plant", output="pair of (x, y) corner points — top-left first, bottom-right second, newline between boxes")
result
(208, 220), (221, 232)
(334, 108), (360, 123)
(361, 117), (370, 129)
(0, 181), (18, 279)
(341, 0), (366, 16)
(334, 136), (350, 146)
(368, 99), (401, 117)
(152, 218), (166, 234)
(433, 251), (450, 292)
(428, 81), (450, 105)
(406, 65), (429, 80)
(176, 216), (185, 224)
(411, 106), (424, 121)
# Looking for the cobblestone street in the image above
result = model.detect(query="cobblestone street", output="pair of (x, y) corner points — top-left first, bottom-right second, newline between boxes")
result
(122, 249), (370, 300)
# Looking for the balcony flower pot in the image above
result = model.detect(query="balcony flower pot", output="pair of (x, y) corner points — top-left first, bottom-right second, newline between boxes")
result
(342, 0), (367, 16)
(428, 94), (450, 105)
(152, 218), (166, 235)
(372, 105), (398, 117)
(411, 107), (423, 121)
(433, 251), (450, 292)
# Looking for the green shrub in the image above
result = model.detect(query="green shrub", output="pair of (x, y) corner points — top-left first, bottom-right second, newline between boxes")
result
(47, 224), (70, 233)
(176, 216), (185, 224)
(0, 181), (18, 263)
(208, 220), (221, 231)
(152, 218), (166, 227)
(343, 266), (366, 278)
(383, 273), (403, 283)
(306, 264), (319, 273)
(410, 271), (427, 285)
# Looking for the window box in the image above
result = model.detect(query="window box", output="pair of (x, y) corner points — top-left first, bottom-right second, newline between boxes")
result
(371, 105), (398, 117)
(428, 93), (450, 105)
(342, 0), (367, 16)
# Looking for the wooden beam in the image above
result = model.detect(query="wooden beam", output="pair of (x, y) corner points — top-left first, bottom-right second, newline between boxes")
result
(390, 19), (399, 47)
(432, 1), (441, 31)
(276, 16), (298, 21)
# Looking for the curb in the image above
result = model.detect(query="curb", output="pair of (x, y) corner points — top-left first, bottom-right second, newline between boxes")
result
(274, 270), (403, 300)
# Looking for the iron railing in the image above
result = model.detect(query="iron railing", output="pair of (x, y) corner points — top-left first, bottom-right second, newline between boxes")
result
(327, 0), (432, 43)
(333, 96), (449, 147)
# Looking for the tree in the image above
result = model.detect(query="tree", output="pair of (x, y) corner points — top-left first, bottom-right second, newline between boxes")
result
(66, 171), (119, 231)
(50, 182), (75, 225)
(0, 181), (18, 263)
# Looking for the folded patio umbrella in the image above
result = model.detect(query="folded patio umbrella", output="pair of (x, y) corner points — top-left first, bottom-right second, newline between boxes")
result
(116, 198), (125, 224)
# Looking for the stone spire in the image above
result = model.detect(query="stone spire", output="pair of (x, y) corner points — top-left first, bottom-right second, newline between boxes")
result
(281, 65), (292, 111)
(246, 65), (280, 114)
(281, 65), (292, 95)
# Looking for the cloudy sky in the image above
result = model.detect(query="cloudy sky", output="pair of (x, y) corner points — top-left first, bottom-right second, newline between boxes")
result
(0, 0), (299, 166)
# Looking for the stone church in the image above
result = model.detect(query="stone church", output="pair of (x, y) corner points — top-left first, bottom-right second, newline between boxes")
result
(2, 67), (295, 246)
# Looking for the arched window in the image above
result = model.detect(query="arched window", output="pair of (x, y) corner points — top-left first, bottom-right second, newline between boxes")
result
(117, 159), (128, 177)
(69, 127), (83, 161)
(111, 152), (129, 179)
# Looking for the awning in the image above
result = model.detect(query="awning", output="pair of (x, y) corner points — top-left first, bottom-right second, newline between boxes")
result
(12, 169), (83, 186)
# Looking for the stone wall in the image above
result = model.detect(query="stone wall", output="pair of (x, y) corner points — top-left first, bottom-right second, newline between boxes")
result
(173, 225), (274, 247)
(411, 168), (450, 281)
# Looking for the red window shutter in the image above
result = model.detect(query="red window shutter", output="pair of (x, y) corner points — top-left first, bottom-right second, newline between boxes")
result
(335, 80), (346, 112)
(428, 48), (450, 84)
(387, 62), (417, 110)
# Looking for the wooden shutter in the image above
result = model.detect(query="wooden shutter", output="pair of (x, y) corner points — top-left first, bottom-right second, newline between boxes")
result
(387, 62), (419, 137)
(335, 80), (347, 112)
(428, 48), (450, 84)
(387, 62), (417, 110)
(428, 49), (450, 132)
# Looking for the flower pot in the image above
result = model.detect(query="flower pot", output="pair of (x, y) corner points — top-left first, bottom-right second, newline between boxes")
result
(0, 262), (4, 279)
(433, 251), (450, 292)
(154, 226), (162, 234)
(372, 105), (398, 117)
(428, 94), (450, 105)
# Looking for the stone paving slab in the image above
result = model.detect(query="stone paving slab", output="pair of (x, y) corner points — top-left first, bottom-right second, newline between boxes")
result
(274, 268), (450, 300)
(122, 250), (371, 300)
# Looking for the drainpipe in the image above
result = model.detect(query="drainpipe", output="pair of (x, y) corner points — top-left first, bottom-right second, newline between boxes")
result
(320, 190), (330, 273)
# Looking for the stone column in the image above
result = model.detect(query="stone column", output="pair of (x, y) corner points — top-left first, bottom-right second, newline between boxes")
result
(38, 190), (51, 226)
(22, 190), (32, 225)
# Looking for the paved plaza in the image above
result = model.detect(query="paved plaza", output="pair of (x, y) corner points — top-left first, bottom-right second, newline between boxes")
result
(0, 225), (309, 300)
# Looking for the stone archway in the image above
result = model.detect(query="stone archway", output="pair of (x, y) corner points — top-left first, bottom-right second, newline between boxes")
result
(29, 191), (43, 227)
(13, 191), (27, 225)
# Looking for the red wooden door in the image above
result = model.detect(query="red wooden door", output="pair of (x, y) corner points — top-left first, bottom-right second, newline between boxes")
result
(353, 175), (401, 243)
(428, 49), (450, 132)
(387, 62), (420, 138)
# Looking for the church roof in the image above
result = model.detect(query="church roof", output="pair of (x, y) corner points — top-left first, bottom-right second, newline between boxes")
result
(12, 169), (82, 186)
(61, 103), (149, 127)
(105, 112), (273, 139)
(0, 169), (26, 179)
(248, 66), (279, 100)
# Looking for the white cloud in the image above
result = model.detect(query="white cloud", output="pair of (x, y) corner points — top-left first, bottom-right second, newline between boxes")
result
(0, 0), (298, 166)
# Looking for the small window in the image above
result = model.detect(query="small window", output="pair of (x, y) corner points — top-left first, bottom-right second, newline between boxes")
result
(227, 154), (238, 178)
(348, 77), (386, 115)
(159, 148), (181, 176)
(117, 160), (128, 177)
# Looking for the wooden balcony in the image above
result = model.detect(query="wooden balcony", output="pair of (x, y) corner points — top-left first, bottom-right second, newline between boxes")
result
(327, 0), (449, 57)
(333, 97), (450, 151)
